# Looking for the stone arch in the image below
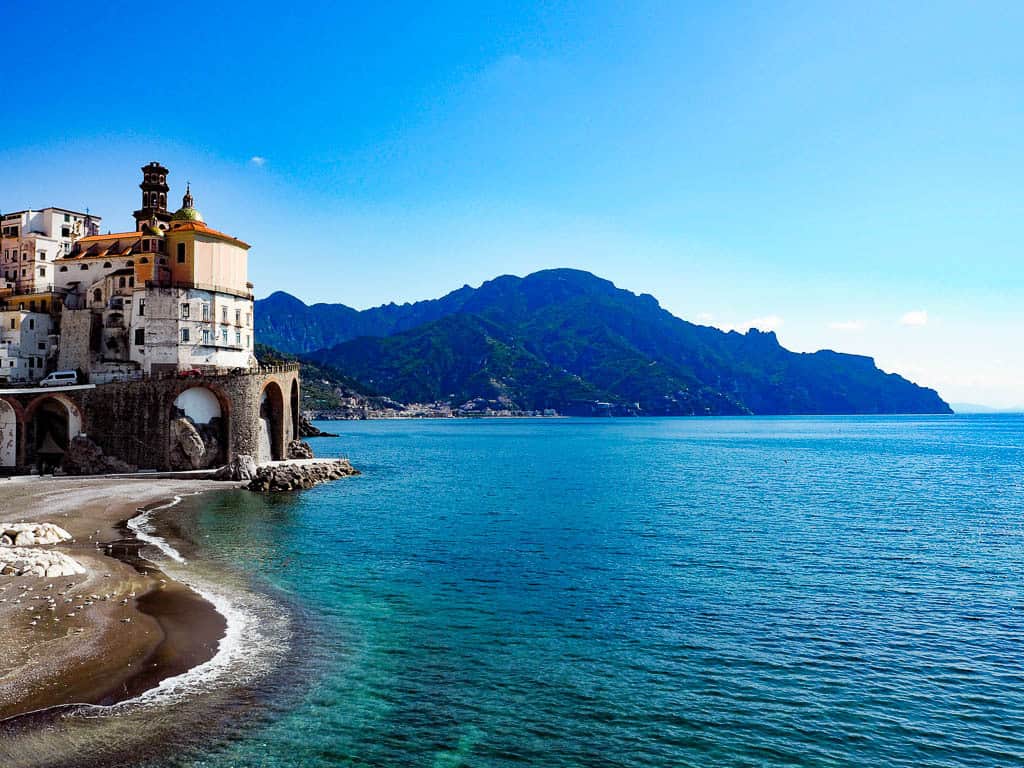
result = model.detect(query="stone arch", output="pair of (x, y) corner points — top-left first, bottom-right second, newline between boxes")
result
(169, 386), (229, 470)
(25, 394), (82, 472)
(0, 398), (17, 468)
(258, 381), (285, 463)
(289, 378), (299, 445)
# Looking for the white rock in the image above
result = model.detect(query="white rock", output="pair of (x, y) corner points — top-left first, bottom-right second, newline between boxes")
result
(0, 547), (86, 579)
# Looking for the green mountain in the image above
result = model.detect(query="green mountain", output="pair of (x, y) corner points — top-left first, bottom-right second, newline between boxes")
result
(256, 269), (951, 416)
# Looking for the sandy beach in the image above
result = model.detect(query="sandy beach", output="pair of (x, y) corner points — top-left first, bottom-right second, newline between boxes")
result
(0, 476), (241, 721)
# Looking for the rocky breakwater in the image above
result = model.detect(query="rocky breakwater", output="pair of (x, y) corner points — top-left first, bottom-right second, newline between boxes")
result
(246, 459), (360, 492)
(0, 523), (85, 578)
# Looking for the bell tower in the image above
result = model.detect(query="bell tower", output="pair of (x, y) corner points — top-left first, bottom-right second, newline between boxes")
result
(133, 161), (171, 231)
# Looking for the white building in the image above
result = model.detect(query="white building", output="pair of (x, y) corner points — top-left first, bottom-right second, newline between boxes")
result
(1, 208), (101, 295)
(0, 310), (56, 383)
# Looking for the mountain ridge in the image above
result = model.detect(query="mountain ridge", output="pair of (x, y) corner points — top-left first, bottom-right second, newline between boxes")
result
(256, 269), (951, 416)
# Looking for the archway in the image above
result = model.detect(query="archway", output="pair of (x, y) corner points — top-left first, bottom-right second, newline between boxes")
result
(289, 379), (300, 445)
(258, 382), (285, 464)
(27, 395), (80, 473)
(0, 399), (16, 468)
(169, 386), (228, 470)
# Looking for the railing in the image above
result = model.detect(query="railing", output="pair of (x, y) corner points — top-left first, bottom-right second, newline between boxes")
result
(144, 279), (253, 300)
(97, 361), (299, 384)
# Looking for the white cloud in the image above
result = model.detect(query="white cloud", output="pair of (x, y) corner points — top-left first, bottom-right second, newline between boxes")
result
(900, 310), (928, 327)
(250, 156), (267, 167)
(829, 320), (864, 331)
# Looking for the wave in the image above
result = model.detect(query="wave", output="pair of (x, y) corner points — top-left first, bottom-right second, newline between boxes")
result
(99, 494), (290, 712)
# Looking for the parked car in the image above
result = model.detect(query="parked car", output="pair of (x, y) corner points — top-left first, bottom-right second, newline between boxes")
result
(39, 370), (79, 388)
(177, 368), (204, 379)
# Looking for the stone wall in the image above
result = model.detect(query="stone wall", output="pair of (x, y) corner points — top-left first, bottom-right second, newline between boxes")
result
(0, 365), (299, 472)
(56, 309), (93, 373)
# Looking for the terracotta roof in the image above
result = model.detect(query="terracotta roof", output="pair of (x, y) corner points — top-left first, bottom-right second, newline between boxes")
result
(76, 231), (140, 242)
(169, 222), (250, 249)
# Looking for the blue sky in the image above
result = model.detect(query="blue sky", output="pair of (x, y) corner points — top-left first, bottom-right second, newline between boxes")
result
(2, 1), (1022, 407)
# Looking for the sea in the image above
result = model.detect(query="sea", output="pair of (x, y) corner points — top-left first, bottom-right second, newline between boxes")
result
(9, 415), (1024, 767)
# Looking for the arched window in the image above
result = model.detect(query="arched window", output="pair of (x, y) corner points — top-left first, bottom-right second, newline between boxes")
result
(93, 289), (102, 302)
(140, 257), (149, 264)
(126, 260), (134, 266)
(103, 262), (112, 268)
(59, 266), (68, 272)
(118, 277), (126, 288)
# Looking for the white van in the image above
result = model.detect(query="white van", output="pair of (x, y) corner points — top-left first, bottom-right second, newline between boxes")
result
(39, 370), (79, 388)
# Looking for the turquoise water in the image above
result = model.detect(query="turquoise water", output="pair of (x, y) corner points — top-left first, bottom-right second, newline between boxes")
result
(173, 416), (1024, 766)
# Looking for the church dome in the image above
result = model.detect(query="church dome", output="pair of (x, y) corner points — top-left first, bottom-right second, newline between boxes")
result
(171, 207), (204, 223)
(170, 183), (204, 224)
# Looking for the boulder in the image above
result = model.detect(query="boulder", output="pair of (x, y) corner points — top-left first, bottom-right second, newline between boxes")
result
(299, 415), (338, 438)
(62, 436), (136, 475)
(0, 547), (85, 578)
(1, 523), (73, 547)
(246, 459), (359, 493)
(214, 454), (259, 481)
(170, 417), (208, 470)
(287, 440), (314, 459)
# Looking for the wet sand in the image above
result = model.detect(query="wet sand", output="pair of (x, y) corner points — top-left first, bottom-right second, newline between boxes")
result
(0, 476), (239, 721)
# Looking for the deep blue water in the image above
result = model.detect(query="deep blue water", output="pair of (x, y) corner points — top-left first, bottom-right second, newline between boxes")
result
(180, 416), (1024, 767)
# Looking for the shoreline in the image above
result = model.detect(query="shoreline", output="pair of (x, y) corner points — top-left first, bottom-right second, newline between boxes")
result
(0, 477), (241, 722)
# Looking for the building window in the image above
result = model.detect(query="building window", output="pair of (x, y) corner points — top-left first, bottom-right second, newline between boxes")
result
(235, 309), (241, 325)
(129, 276), (135, 287)
(202, 303), (210, 321)
(246, 312), (251, 326)
(21, 252), (27, 261)
(40, 301), (47, 312)
(119, 276), (126, 288)
(61, 228), (71, 238)
(221, 327), (228, 344)
(80, 264), (88, 270)
(177, 243), (185, 263)
(181, 303), (190, 319)
(64, 213), (70, 223)
(9, 319), (14, 330)
(103, 261), (112, 268)
(181, 328), (190, 343)
(59, 266), (68, 272)
(246, 334), (250, 347)
(93, 289), (102, 302)
(202, 329), (211, 345)
(235, 331), (241, 345)
(38, 251), (46, 261)
(38, 342), (46, 351)
(39, 267), (46, 277)
(28, 319), (34, 330)
(134, 329), (145, 346)
(221, 307), (228, 323)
